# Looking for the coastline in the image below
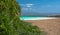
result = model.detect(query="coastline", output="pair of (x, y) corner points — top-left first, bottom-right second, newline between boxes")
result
(20, 17), (57, 20)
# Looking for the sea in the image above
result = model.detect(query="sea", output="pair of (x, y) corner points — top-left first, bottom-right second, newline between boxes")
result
(20, 16), (56, 20)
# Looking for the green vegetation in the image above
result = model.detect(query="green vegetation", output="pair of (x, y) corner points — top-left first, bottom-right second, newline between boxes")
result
(0, 0), (44, 35)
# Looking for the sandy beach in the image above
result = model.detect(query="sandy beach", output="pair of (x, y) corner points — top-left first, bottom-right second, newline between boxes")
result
(24, 18), (60, 35)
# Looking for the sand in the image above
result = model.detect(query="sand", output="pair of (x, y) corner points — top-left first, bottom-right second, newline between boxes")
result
(24, 18), (60, 35)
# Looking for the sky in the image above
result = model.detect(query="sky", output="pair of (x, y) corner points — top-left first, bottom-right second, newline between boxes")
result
(17, 0), (60, 15)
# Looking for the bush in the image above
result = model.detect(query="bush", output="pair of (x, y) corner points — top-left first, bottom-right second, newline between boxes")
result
(0, 0), (42, 35)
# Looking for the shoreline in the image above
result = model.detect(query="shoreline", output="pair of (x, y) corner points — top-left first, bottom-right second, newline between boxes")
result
(20, 17), (57, 20)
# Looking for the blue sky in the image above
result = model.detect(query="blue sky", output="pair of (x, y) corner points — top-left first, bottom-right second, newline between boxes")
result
(17, 0), (60, 15)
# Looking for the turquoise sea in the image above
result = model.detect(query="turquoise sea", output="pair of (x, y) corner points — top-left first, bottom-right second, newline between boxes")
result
(20, 16), (55, 20)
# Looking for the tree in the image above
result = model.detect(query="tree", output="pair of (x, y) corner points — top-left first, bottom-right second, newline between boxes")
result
(0, 0), (42, 35)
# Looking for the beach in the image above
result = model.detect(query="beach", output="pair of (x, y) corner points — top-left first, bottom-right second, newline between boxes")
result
(24, 18), (60, 35)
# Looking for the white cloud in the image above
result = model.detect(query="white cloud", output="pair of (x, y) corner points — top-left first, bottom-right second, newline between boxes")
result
(26, 4), (33, 6)
(26, 4), (33, 7)
(20, 4), (34, 7)
(20, 4), (34, 11)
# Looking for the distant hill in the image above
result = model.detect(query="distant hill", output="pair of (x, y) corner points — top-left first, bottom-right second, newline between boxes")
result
(48, 14), (60, 17)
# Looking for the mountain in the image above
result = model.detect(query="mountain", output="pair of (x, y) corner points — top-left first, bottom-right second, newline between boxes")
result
(48, 14), (60, 17)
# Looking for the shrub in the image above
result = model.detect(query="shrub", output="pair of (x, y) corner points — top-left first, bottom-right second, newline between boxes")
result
(0, 0), (42, 35)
